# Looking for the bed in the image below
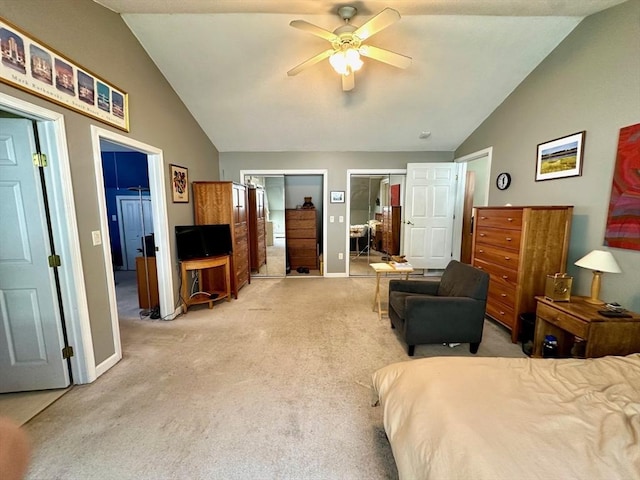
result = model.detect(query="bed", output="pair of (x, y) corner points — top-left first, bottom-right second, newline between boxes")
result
(372, 354), (640, 480)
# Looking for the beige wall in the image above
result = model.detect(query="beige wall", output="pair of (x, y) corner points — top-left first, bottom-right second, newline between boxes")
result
(220, 151), (453, 273)
(0, 1), (220, 364)
(456, 0), (640, 310)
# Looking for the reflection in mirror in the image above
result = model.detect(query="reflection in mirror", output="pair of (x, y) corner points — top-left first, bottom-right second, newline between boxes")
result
(349, 175), (385, 276)
(244, 175), (286, 277)
(349, 173), (407, 276)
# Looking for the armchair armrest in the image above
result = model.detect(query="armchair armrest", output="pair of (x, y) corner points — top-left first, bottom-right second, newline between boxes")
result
(389, 279), (440, 296)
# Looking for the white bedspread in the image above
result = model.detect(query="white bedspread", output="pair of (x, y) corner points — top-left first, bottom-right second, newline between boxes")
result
(372, 355), (640, 480)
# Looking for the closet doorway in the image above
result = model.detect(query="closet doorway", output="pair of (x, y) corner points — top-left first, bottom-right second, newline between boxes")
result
(347, 170), (406, 276)
(240, 169), (327, 278)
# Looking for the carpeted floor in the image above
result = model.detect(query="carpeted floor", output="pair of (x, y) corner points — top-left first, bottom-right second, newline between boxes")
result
(22, 276), (524, 480)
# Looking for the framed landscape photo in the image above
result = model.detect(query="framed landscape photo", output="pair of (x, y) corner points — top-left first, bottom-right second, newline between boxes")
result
(170, 164), (189, 203)
(330, 191), (345, 203)
(535, 131), (586, 181)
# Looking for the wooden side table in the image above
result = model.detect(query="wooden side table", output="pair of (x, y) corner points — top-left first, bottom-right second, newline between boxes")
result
(181, 255), (231, 313)
(533, 296), (640, 358)
(370, 263), (413, 321)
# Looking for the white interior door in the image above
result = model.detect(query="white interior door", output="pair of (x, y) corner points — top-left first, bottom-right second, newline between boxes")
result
(403, 163), (460, 269)
(0, 118), (70, 392)
(118, 196), (153, 270)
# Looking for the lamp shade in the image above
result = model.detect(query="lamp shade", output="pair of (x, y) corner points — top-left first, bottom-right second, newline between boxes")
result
(574, 250), (621, 273)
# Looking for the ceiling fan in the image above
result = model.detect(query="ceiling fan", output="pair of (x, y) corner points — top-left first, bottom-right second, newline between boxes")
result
(287, 6), (412, 91)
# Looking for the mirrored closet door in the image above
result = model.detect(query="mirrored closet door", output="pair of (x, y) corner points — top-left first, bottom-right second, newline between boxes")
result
(244, 175), (286, 277)
(348, 173), (405, 276)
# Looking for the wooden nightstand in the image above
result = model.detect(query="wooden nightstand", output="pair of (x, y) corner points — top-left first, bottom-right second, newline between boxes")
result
(533, 296), (640, 358)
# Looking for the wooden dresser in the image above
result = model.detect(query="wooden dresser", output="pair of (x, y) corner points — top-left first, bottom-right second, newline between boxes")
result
(381, 206), (401, 255)
(471, 206), (573, 342)
(192, 181), (250, 297)
(285, 209), (318, 270)
(248, 185), (267, 272)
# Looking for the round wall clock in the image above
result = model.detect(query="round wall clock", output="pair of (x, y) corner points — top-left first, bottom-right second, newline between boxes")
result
(496, 172), (511, 190)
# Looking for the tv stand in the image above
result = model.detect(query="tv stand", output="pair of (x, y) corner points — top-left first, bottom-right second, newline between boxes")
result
(180, 255), (231, 313)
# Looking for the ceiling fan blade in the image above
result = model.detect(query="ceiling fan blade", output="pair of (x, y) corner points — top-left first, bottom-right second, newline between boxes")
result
(342, 73), (355, 92)
(290, 20), (338, 42)
(353, 8), (401, 41)
(359, 45), (412, 69)
(287, 49), (334, 76)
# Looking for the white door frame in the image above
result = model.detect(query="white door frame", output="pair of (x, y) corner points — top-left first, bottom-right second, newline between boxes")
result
(345, 169), (406, 274)
(90, 126), (177, 377)
(239, 169), (328, 277)
(0, 92), (95, 384)
(454, 147), (493, 202)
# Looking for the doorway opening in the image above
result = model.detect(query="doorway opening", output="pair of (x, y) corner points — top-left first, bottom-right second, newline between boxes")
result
(99, 141), (158, 320)
(454, 147), (492, 264)
(0, 93), (92, 421)
(90, 126), (176, 377)
(240, 169), (327, 277)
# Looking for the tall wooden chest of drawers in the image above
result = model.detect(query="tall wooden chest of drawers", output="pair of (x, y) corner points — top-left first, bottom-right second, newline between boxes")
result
(285, 209), (318, 270)
(248, 186), (267, 272)
(192, 181), (250, 297)
(471, 206), (573, 342)
(381, 206), (401, 255)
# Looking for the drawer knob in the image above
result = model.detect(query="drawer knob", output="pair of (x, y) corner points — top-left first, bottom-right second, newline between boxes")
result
(480, 233), (486, 237)
(479, 249), (484, 253)
(502, 275), (508, 279)
(499, 311), (505, 315)
(506, 237), (512, 241)
(501, 293), (507, 297)
(504, 256), (510, 260)
(481, 216), (487, 220)
(507, 217), (513, 222)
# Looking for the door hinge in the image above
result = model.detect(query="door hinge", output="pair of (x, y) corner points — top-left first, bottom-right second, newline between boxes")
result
(48, 254), (61, 267)
(33, 152), (48, 167)
(62, 346), (74, 359)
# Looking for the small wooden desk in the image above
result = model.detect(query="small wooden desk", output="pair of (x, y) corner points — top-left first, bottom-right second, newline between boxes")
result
(181, 255), (231, 313)
(370, 263), (413, 321)
(533, 296), (640, 358)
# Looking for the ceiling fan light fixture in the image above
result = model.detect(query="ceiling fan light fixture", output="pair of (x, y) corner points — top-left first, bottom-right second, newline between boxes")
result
(329, 48), (363, 75)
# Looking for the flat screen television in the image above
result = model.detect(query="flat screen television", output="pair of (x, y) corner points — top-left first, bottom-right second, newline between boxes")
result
(175, 224), (233, 261)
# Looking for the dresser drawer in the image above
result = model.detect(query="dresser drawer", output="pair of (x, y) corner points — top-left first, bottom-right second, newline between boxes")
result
(474, 259), (518, 285)
(287, 238), (316, 250)
(474, 227), (521, 251)
(286, 226), (317, 239)
(536, 302), (588, 338)
(488, 278), (517, 306)
(486, 298), (516, 329)
(286, 210), (316, 221)
(476, 209), (523, 230)
(473, 244), (520, 270)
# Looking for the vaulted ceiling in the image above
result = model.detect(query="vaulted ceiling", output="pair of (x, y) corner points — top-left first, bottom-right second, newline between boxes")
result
(94, 0), (626, 152)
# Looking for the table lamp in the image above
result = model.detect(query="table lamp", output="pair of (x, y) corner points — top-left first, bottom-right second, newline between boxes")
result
(574, 250), (621, 304)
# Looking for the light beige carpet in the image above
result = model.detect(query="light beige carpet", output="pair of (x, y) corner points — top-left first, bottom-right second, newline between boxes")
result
(22, 277), (524, 480)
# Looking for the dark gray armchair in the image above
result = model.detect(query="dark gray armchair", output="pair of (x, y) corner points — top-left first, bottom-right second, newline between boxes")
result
(388, 260), (489, 356)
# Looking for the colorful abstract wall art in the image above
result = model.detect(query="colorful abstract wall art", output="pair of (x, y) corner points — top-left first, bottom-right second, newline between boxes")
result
(604, 123), (640, 251)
